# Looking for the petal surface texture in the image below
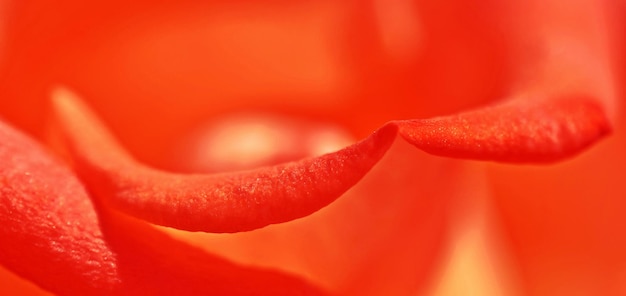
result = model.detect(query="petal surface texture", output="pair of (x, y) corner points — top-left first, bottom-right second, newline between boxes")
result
(51, 89), (610, 233)
(0, 119), (326, 295)
(490, 114), (626, 295)
(51, 89), (396, 233)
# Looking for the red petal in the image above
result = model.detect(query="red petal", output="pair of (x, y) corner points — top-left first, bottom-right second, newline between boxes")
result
(51, 89), (610, 233)
(397, 96), (611, 163)
(485, 6), (626, 288)
(0, 0), (515, 167)
(167, 139), (455, 295)
(0, 119), (327, 295)
(51, 89), (396, 233)
(488, 111), (626, 295)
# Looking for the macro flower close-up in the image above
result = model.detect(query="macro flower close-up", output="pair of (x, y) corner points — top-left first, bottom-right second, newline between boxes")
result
(1, 0), (625, 295)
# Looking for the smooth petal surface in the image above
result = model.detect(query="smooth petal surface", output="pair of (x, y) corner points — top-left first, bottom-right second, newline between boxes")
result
(0, 119), (327, 295)
(0, 265), (50, 296)
(0, 0), (512, 168)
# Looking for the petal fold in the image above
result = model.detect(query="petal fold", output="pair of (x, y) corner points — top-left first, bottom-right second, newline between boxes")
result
(0, 118), (327, 295)
(51, 89), (396, 233)
(51, 89), (610, 233)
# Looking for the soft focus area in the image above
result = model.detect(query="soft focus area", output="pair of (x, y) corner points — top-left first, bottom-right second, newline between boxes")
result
(1, 0), (625, 295)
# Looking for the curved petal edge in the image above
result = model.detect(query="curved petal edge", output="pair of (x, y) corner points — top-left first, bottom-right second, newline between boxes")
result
(396, 95), (611, 163)
(50, 89), (611, 233)
(0, 118), (328, 295)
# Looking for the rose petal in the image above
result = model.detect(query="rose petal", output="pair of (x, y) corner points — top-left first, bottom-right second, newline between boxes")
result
(50, 88), (610, 233)
(166, 139), (454, 295)
(0, 265), (51, 295)
(51, 88), (396, 233)
(397, 96), (610, 163)
(485, 5), (626, 288)
(0, 119), (327, 295)
(487, 112), (626, 295)
(0, 0), (514, 167)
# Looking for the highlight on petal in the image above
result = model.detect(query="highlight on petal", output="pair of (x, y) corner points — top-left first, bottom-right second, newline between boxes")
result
(0, 118), (327, 295)
(50, 88), (611, 233)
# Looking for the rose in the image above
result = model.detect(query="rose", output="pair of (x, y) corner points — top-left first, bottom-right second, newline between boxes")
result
(1, 1), (625, 295)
